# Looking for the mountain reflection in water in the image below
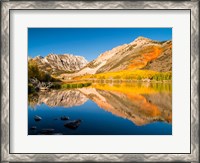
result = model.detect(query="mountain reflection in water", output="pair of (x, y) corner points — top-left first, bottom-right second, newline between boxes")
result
(28, 82), (172, 135)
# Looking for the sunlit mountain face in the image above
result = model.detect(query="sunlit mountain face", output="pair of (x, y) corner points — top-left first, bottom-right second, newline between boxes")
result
(30, 37), (172, 79)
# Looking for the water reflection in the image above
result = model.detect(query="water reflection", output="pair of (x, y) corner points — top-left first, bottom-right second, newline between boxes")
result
(79, 83), (171, 126)
(29, 89), (88, 108)
(29, 82), (172, 127)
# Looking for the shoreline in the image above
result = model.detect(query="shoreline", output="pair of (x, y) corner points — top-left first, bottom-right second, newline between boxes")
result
(61, 79), (172, 84)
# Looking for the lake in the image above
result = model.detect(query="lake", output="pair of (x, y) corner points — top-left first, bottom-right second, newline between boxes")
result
(28, 82), (172, 135)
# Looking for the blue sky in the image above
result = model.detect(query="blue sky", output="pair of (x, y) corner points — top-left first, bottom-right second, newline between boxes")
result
(28, 28), (172, 61)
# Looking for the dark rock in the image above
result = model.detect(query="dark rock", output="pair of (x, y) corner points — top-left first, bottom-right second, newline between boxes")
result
(60, 116), (69, 120)
(34, 115), (42, 121)
(30, 126), (37, 130)
(40, 129), (55, 135)
(64, 119), (81, 129)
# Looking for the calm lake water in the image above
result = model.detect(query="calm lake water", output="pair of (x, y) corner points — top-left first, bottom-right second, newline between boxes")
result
(28, 82), (172, 135)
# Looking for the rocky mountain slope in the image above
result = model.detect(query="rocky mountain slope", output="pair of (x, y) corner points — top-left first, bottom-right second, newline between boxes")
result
(73, 37), (172, 77)
(29, 54), (88, 75)
(29, 37), (172, 79)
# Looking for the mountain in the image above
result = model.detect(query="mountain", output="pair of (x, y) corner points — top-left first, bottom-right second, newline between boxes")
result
(29, 54), (88, 75)
(71, 37), (172, 77)
(29, 37), (172, 79)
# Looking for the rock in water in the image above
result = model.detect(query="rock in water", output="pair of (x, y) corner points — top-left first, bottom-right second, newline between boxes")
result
(64, 119), (81, 129)
(34, 115), (42, 121)
(60, 116), (69, 120)
(40, 129), (55, 135)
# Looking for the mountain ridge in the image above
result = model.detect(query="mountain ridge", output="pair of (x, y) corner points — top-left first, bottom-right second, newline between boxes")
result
(29, 36), (172, 79)
(29, 53), (88, 75)
(61, 37), (172, 79)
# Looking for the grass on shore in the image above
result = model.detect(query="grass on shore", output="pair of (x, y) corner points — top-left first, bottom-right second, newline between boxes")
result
(61, 82), (91, 89)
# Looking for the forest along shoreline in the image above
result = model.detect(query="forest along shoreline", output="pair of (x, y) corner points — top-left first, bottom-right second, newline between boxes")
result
(28, 60), (172, 94)
(28, 70), (171, 94)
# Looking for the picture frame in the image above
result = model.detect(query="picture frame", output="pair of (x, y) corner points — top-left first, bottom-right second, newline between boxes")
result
(1, 0), (199, 162)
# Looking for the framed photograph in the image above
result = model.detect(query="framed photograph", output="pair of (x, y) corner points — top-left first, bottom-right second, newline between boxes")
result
(1, 0), (199, 162)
